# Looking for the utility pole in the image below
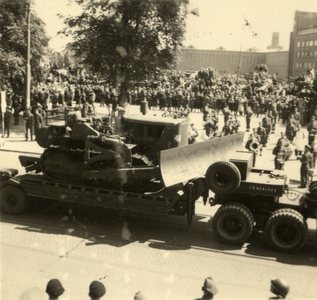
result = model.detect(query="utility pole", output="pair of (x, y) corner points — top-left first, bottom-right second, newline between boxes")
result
(25, 1), (31, 109)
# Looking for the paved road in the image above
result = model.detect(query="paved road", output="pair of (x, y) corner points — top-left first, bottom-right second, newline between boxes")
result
(1, 104), (317, 300)
(1, 205), (317, 300)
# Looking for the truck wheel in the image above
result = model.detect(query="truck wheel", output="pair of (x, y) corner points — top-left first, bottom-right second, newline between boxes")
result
(264, 209), (307, 253)
(205, 162), (241, 196)
(0, 186), (29, 214)
(212, 202), (254, 245)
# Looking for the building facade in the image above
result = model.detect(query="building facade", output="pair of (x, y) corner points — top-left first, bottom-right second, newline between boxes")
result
(176, 49), (266, 76)
(176, 11), (317, 82)
(175, 49), (289, 80)
(289, 11), (317, 78)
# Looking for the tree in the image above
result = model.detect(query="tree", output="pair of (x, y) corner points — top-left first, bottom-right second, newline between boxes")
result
(60, 0), (191, 103)
(0, 0), (49, 95)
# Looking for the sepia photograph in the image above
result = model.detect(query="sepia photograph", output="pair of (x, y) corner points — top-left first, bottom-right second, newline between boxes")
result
(0, 0), (317, 299)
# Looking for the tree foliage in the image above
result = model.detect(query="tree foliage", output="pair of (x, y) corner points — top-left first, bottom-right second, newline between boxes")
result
(0, 0), (49, 94)
(60, 0), (190, 101)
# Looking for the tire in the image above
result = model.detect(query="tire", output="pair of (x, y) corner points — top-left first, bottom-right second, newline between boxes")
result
(0, 185), (29, 214)
(212, 202), (254, 245)
(205, 161), (241, 196)
(264, 209), (307, 253)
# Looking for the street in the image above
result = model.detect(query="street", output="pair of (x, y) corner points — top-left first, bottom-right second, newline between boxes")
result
(1, 105), (317, 300)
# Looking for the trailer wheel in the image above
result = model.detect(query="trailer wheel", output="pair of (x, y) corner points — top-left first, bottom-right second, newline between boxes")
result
(0, 186), (29, 214)
(264, 209), (307, 253)
(205, 161), (241, 196)
(212, 202), (254, 245)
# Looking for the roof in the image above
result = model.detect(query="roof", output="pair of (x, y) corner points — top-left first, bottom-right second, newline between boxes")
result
(123, 115), (188, 126)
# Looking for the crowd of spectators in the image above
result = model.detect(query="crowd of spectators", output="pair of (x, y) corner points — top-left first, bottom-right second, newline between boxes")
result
(21, 276), (290, 299)
(1, 63), (316, 125)
(1, 64), (317, 163)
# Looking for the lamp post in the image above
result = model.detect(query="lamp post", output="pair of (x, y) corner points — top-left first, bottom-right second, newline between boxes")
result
(236, 46), (242, 84)
(25, 1), (31, 109)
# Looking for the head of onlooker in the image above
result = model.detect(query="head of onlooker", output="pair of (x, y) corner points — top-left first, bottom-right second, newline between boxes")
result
(88, 281), (106, 300)
(134, 291), (146, 300)
(270, 278), (289, 299)
(45, 279), (65, 300)
(200, 277), (218, 299)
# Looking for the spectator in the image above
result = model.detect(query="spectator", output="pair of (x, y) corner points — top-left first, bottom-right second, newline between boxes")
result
(256, 122), (267, 147)
(3, 107), (12, 138)
(269, 278), (289, 299)
(245, 106), (253, 132)
(134, 291), (146, 300)
(272, 140), (286, 170)
(88, 281), (106, 300)
(23, 108), (34, 141)
(307, 116), (317, 144)
(33, 107), (43, 140)
(195, 277), (218, 300)
(45, 279), (65, 300)
(298, 145), (313, 188)
(188, 123), (199, 144)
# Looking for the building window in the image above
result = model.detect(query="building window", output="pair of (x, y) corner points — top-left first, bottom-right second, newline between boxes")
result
(299, 63), (302, 68)
(296, 63), (299, 68)
(301, 52), (304, 57)
(302, 41), (305, 47)
(297, 41), (301, 47)
(310, 40), (313, 46)
(314, 51), (317, 57)
(296, 52), (300, 58)
(306, 41), (309, 46)
(298, 28), (317, 35)
(315, 40), (317, 46)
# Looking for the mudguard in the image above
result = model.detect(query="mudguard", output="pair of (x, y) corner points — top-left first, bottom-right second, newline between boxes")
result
(160, 132), (245, 187)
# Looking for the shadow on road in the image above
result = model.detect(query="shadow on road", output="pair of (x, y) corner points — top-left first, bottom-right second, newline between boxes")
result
(1, 198), (316, 267)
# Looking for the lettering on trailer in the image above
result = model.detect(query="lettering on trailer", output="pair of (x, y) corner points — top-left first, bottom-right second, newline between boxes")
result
(249, 185), (277, 193)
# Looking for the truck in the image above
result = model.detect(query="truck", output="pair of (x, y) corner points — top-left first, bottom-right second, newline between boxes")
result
(0, 109), (316, 253)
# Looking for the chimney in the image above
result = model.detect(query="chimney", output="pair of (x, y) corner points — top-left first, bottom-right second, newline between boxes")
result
(267, 32), (283, 50)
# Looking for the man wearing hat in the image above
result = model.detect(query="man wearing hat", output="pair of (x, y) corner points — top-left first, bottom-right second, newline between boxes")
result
(269, 278), (289, 299)
(89, 280), (106, 300)
(298, 144), (313, 188)
(134, 291), (146, 300)
(195, 277), (218, 299)
(307, 116), (317, 144)
(46, 279), (65, 300)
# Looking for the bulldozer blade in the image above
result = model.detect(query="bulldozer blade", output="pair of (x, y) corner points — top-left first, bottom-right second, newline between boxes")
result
(160, 132), (245, 187)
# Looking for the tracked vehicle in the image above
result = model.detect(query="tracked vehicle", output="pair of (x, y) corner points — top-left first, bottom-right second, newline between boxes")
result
(0, 109), (316, 253)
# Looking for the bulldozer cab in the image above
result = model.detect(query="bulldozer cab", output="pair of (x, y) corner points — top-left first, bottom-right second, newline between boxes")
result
(121, 115), (189, 155)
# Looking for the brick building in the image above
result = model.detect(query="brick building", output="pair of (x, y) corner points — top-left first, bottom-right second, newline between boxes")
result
(175, 48), (289, 81)
(176, 10), (317, 82)
(288, 11), (317, 78)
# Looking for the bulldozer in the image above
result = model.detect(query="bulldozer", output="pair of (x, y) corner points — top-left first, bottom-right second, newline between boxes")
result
(19, 108), (244, 193)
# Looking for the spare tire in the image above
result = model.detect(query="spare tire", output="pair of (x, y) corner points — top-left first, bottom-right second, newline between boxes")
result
(205, 161), (241, 195)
